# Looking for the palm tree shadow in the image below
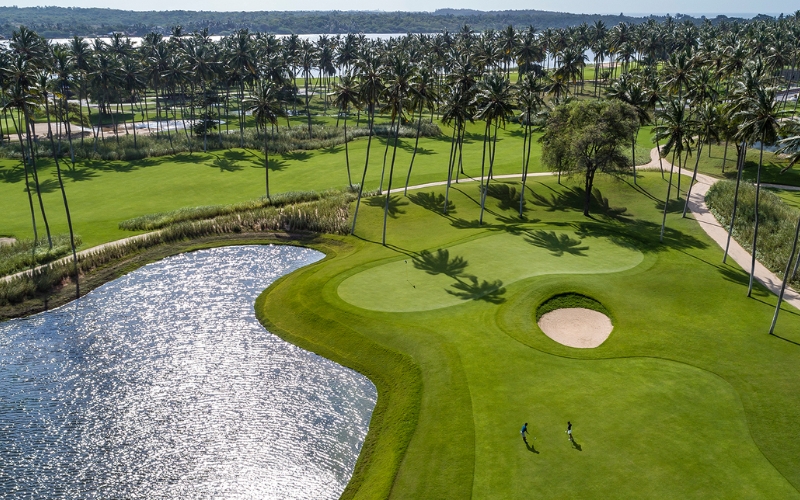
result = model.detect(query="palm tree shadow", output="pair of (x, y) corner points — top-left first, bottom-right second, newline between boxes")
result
(283, 150), (312, 162)
(365, 195), (408, 218)
(28, 178), (59, 194)
(408, 191), (455, 214)
(525, 230), (589, 256)
(0, 165), (25, 184)
(211, 157), (243, 172)
(61, 167), (99, 182)
(486, 183), (522, 211)
(412, 249), (469, 277)
(446, 276), (506, 303)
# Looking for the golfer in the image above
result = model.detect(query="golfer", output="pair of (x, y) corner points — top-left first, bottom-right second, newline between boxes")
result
(521, 422), (528, 441)
(566, 421), (573, 441)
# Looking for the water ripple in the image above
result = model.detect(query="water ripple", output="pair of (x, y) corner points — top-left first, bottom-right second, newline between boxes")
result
(0, 245), (377, 499)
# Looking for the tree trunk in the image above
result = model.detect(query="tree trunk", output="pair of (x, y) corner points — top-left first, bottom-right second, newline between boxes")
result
(723, 142), (746, 263)
(44, 93), (80, 299)
(344, 110), (352, 188)
(682, 141), (704, 218)
(382, 118), (401, 245)
(10, 111), (38, 244)
(23, 108), (53, 248)
(264, 129), (270, 199)
(351, 105), (374, 234)
(747, 140), (765, 297)
(444, 123), (458, 214)
(769, 215), (800, 334)
(660, 148), (678, 243)
(478, 120), (490, 225)
(722, 138), (729, 173)
(404, 101), (424, 195)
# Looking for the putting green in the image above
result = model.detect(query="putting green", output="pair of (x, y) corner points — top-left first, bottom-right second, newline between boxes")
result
(337, 229), (644, 312)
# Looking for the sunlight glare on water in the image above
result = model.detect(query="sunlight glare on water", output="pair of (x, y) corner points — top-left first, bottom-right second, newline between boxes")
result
(0, 245), (376, 499)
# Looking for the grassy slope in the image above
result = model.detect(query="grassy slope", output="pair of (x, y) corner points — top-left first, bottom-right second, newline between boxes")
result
(0, 119), (547, 247)
(257, 172), (800, 498)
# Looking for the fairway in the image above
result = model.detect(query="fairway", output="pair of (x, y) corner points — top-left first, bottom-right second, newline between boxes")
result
(257, 171), (800, 498)
(338, 229), (643, 312)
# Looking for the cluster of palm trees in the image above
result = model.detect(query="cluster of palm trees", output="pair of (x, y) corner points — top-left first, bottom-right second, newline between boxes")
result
(2, 12), (800, 263)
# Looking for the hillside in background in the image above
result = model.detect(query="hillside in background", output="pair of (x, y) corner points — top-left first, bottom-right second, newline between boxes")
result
(0, 7), (763, 38)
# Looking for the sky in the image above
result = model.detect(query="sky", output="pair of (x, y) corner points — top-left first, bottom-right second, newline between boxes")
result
(1, 0), (790, 16)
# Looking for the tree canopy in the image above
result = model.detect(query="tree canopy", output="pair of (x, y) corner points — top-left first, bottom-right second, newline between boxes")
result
(541, 99), (638, 216)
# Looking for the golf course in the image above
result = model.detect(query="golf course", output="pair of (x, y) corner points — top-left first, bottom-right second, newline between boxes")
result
(3, 17), (800, 498)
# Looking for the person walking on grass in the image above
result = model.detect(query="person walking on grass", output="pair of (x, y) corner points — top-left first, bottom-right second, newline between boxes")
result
(521, 422), (529, 442)
(566, 421), (573, 441)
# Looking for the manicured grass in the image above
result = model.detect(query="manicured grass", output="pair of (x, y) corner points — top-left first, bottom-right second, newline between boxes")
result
(0, 119), (548, 247)
(257, 171), (800, 498)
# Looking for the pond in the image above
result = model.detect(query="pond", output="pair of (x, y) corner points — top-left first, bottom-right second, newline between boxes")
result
(0, 245), (376, 499)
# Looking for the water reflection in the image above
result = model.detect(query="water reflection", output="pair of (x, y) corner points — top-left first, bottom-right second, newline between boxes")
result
(0, 245), (376, 499)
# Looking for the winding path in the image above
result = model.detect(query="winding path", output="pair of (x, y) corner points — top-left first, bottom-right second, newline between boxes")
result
(5, 150), (800, 313)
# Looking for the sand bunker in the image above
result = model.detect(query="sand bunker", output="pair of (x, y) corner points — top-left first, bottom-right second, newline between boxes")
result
(538, 308), (613, 348)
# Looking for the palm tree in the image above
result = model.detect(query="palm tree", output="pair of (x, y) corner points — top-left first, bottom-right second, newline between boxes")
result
(244, 81), (285, 199)
(37, 72), (80, 297)
(474, 72), (515, 224)
(350, 54), (384, 235)
(404, 67), (438, 195)
(734, 85), (785, 296)
(654, 98), (695, 242)
(440, 86), (473, 215)
(682, 101), (720, 218)
(332, 75), (360, 188)
(516, 73), (546, 216)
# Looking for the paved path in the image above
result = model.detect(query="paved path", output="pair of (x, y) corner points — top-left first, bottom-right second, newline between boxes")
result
(638, 147), (800, 311)
(5, 150), (800, 312)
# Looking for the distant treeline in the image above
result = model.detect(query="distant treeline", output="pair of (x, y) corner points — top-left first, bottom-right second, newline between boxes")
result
(0, 7), (777, 38)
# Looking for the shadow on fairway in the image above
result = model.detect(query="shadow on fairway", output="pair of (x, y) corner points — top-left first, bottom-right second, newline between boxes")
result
(0, 164), (25, 184)
(365, 195), (408, 218)
(525, 230), (589, 257)
(408, 191), (456, 214)
(412, 249), (469, 277)
(447, 276), (506, 304)
(211, 156), (243, 172)
(571, 438), (582, 451)
(62, 167), (99, 182)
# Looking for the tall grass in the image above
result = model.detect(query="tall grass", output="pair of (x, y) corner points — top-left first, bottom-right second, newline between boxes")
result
(706, 180), (800, 286)
(0, 189), (354, 306)
(0, 122), (441, 162)
(0, 234), (82, 277)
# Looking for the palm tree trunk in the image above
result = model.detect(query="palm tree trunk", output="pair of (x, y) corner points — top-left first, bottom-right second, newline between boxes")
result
(520, 121), (534, 217)
(444, 122), (458, 214)
(264, 129), (270, 199)
(404, 101), (424, 195)
(723, 142), (746, 263)
(722, 138), (729, 173)
(747, 140), (765, 297)
(10, 111), (38, 243)
(682, 141), (704, 218)
(344, 110), (352, 188)
(631, 131), (637, 184)
(478, 120), (490, 225)
(769, 215), (800, 334)
(44, 93), (80, 299)
(382, 118), (401, 245)
(660, 148), (678, 243)
(24, 109), (52, 249)
(351, 105), (375, 235)
(379, 116), (395, 194)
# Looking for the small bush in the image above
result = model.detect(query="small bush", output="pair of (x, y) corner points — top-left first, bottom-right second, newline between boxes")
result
(536, 292), (609, 321)
(0, 234), (82, 277)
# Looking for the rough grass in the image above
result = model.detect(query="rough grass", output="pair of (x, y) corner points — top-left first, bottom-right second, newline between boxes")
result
(706, 179), (800, 286)
(0, 234), (82, 277)
(535, 292), (609, 320)
(0, 189), (353, 306)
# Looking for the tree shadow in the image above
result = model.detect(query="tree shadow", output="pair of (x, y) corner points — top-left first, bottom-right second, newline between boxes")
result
(62, 167), (98, 182)
(525, 230), (589, 256)
(29, 178), (59, 194)
(446, 276), (506, 303)
(655, 197), (687, 213)
(412, 249), (469, 277)
(211, 156), (243, 172)
(408, 191), (455, 214)
(365, 195), (408, 218)
(0, 164), (25, 184)
(283, 150), (312, 162)
(486, 183), (522, 212)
